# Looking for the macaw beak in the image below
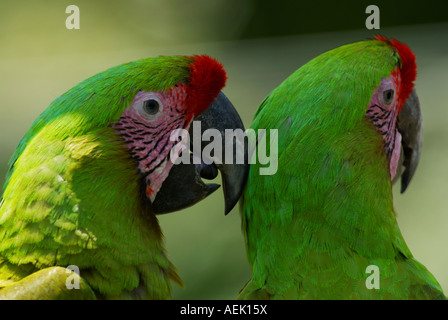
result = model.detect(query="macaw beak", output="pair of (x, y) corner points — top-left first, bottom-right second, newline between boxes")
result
(395, 89), (423, 193)
(152, 91), (248, 215)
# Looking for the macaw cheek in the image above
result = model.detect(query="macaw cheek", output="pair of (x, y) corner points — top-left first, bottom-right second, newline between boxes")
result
(395, 89), (423, 193)
(151, 92), (249, 215)
(389, 130), (402, 181)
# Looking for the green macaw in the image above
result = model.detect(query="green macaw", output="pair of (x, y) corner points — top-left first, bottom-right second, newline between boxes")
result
(239, 36), (446, 299)
(0, 55), (248, 299)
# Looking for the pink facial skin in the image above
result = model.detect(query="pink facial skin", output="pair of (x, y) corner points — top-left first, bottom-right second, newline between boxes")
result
(365, 74), (402, 180)
(113, 84), (192, 202)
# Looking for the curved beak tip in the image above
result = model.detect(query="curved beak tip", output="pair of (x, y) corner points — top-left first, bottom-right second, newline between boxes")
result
(223, 167), (248, 215)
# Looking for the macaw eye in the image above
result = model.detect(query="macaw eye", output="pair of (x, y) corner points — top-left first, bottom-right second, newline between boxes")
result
(383, 89), (394, 105)
(143, 99), (160, 115)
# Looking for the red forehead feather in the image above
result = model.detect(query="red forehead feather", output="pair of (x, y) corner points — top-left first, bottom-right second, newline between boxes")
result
(375, 35), (417, 112)
(185, 55), (227, 116)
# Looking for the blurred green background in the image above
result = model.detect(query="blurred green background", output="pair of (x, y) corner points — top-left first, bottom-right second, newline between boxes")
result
(0, 0), (447, 299)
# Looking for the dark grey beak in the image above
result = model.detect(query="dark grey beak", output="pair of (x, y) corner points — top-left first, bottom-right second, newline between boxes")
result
(152, 91), (248, 215)
(395, 89), (423, 193)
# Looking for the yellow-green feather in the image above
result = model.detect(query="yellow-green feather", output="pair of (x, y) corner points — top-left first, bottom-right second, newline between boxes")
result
(0, 56), (191, 299)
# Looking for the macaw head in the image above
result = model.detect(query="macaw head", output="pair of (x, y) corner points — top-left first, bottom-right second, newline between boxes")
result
(111, 55), (248, 214)
(4, 55), (248, 216)
(368, 36), (422, 192)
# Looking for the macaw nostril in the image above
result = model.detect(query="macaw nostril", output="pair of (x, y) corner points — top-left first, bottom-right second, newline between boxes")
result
(197, 163), (219, 180)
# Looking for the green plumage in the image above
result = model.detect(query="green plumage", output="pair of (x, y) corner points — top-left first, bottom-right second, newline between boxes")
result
(0, 56), (193, 299)
(239, 40), (445, 299)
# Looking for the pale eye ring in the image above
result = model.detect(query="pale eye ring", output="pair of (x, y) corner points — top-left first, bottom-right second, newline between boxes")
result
(382, 89), (394, 105)
(137, 95), (162, 119)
